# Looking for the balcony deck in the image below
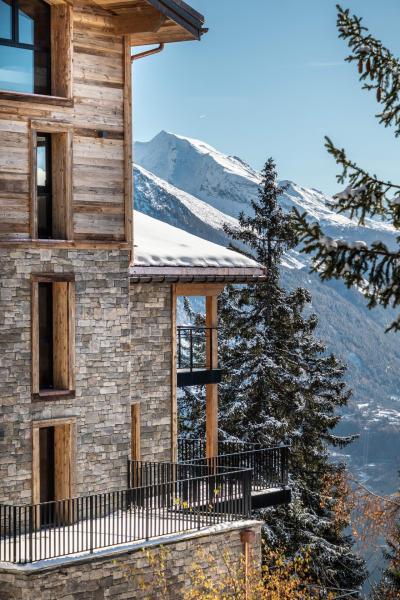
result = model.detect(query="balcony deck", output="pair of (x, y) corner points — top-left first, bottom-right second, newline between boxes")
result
(1, 463), (251, 565)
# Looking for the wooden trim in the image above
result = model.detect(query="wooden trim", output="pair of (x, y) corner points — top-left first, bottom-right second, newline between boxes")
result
(51, 3), (73, 99)
(31, 272), (75, 283)
(32, 417), (76, 506)
(32, 390), (76, 402)
(31, 275), (75, 400)
(131, 403), (141, 462)
(31, 281), (40, 395)
(0, 91), (73, 107)
(171, 284), (178, 462)
(175, 283), (225, 297)
(0, 241), (131, 250)
(205, 295), (218, 459)
(123, 35), (133, 253)
(29, 121), (73, 241)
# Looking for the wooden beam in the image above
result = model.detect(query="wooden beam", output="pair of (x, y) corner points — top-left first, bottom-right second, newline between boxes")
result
(131, 403), (141, 461)
(171, 285), (178, 462)
(113, 12), (167, 34)
(175, 283), (225, 297)
(123, 35), (133, 254)
(206, 295), (218, 459)
(53, 282), (69, 390)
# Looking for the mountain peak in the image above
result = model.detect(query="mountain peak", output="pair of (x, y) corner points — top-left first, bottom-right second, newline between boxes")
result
(135, 130), (261, 217)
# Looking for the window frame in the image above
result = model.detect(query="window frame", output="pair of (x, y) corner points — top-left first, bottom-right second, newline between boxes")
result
(30, 120), (73, 241)
(31, 273), (76, 402)
(0, 0), (72, 103)
(0, 0), (51, 95)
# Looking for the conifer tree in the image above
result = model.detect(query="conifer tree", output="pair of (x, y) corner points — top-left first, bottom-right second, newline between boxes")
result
(293, 5), (400, 332)
(216, 158), (366, 592)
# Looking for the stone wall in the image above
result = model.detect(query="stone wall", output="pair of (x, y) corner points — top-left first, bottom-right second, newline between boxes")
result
(130, 283), (173, 462)
(0, 522), (262, 600)
(0, 248), (131, 503)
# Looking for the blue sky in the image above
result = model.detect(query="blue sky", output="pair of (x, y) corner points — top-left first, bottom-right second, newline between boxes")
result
(133, 0), (400, 195)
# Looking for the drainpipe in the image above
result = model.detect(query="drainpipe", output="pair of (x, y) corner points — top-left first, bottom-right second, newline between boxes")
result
(131, 43), (165, 62)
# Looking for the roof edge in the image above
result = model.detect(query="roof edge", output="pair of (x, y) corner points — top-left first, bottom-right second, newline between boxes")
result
(146, 0), (205, 40)
(130, 266), (267, 284)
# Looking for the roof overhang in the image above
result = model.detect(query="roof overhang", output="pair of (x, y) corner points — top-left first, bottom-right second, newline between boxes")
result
(130, 266), (267, 284)
(93, 0), (206, 45)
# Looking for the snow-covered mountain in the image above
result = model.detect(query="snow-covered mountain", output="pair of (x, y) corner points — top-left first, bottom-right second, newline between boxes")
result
(134, 131), (400, 494)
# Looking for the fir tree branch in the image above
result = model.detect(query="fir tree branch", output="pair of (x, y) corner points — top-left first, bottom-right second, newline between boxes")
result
(337, 4), (400, 136)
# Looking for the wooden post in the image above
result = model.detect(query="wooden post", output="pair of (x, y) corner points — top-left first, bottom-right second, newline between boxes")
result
(206, 295), (218, 459)
(171, 285), (178, 462)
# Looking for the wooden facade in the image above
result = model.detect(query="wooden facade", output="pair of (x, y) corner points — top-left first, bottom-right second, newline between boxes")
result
(0, 1), (132, 248)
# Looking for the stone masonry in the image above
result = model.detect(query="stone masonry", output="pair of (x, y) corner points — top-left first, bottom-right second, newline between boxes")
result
(0, 522), (262, 600)
(0, 248), (131, 503)
(130, 283), (173, 462)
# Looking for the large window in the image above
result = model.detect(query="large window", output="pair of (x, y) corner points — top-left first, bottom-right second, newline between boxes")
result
(0, 0), (51, 95)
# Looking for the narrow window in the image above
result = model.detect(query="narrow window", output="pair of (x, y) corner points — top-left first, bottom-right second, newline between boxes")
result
(38, 281), (53, 388)
(0, 0), (51, 95)
(32, 275), (75, 400)
(37, 133), (52, 239)
(33, 128), (71, 240)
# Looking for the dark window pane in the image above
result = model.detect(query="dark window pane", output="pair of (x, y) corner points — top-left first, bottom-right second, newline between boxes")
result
(37, 134), (53, 239)
(18, 8), (34, 45)
(0, 0), (12, 40)
(39, 282), (54, 390)
(0, 0), (51, 95)
(0, 45), (33, 92)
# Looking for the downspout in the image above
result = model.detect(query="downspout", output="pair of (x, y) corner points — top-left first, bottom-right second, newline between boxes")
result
(129, 43), (165, 263)
(131, 43), (165, 62)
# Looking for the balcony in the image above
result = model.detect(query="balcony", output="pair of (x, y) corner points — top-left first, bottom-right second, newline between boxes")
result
(0, 461), (251, 565)
(178, 438), (291, 509)
(177, 326), (222, 387)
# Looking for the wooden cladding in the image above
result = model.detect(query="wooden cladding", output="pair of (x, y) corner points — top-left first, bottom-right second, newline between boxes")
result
(31, 273), (75, 401)
(0, 3), (132, 248)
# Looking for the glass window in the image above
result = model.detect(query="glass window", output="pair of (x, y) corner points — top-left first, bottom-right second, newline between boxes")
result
(0, 0), (51, 95)
(0, 0), (12, 40)
(37, 133), (53, 239)
(0, 45), (33, 93)
(18, 8), (34, 45)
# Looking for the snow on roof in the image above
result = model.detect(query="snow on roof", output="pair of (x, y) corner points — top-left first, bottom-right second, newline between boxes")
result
(131, 212), (266, 282)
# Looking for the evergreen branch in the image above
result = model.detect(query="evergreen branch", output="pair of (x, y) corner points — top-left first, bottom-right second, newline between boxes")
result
(325, 136), (400, 225)
(292, 208), (400, 330)
(337, 5), (400, 136)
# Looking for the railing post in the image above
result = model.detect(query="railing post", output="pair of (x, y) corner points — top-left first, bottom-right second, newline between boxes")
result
(28, 505), (33, 564)
(89, 495), (94, 554)
(189, 328), (193, 372)
(145, 487), (150, 541)
(13, 506), (17, 564)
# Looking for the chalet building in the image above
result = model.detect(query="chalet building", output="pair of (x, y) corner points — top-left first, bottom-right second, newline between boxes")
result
(0, 1), (290, 597)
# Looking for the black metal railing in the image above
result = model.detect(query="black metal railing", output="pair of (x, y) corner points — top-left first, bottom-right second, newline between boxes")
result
(178, 438), (289, 491)
(0, 463), (251, 565)
(178, 438), (260, 463)
(177, 326), (218, 372)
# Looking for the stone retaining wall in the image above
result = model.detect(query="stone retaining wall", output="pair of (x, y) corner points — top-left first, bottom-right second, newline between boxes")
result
(0, 522), (262, 600)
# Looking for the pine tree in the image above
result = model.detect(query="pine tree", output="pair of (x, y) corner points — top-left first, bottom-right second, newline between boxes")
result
(216, 158), (366, 592)
(293, 4), (400, 332)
